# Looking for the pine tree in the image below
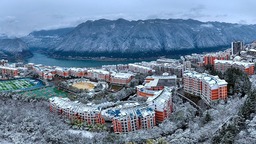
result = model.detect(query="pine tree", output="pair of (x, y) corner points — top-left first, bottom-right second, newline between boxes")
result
(204, 111), (212, 124)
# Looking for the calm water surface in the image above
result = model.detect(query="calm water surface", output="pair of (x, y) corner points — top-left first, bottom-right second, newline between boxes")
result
(27, 52), (147, 68)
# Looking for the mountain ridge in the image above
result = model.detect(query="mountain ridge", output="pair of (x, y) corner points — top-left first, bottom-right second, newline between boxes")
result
(0, 38), (32, 61)
(22, 18), (256, 58)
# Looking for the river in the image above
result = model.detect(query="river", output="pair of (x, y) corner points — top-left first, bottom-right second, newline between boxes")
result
(27, 45), (228, 68)
(27, 52), (146, 67)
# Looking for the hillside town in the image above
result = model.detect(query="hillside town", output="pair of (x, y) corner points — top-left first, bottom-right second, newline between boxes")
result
(0, 40), (256, 143)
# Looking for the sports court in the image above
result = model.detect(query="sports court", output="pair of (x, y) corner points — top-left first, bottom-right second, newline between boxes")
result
(22, 87), (68, 99)
(0, 78), (43, 92)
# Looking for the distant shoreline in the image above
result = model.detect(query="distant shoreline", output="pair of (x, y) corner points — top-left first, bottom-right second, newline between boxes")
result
(45, 45), (229, 62)
(49, 55), (159, 62)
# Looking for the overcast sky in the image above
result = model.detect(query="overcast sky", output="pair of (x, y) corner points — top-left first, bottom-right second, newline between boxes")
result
(1, 0), (256, 37)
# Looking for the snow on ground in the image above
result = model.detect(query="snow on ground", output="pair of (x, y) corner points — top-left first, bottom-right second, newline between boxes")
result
(68, 130), (94, 139)
(250, 75), (256, 90)
(0, 139), (13, 144)
(165, 95), (246, 143)
(235, 115), (256, 144)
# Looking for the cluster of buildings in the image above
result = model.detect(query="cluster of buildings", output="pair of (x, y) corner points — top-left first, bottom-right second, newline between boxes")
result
(214, 60), (254, 75)
(181, 41), (255, 75)
(103, 58), (188, 78)
(0, 59), (28, 79)
(136, 73), (177, 97)
(203, 51), (231, 66)
(3, 40), (255, 135)
(183, 71), (228, 104)
(26, 63), (135, 85)
(48, 40), (254, 134)
(30, 64), (87, 80)
(49, 97), (113, 124)
(102, 102), (156, 133)
(49, 86), (173, 133)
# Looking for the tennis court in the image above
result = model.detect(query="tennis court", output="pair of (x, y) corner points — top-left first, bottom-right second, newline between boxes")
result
(22, 87), (68, 99)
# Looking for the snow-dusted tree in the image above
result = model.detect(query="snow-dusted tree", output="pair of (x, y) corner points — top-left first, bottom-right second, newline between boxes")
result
(203, 111), (212, 124)
(224, 68), (251, 95)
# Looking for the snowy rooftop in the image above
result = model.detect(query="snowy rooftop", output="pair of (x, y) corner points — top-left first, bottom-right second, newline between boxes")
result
(204, 51), (230, 57)
(87, 69), (110, 75)
(33, 65), (55, 73)
(137, 86), (161, 95)
(111, 72), (134, 79)
(101, 102), (154, 120)
(156, 58), (180, 63)
(0, 66), (18, 70)
(49, 97), (115, 113)
(55, 67), (69, 72)
(146, 87), (172, 111)
(128, 63), (153, 70)
(249, 48), (256, 52)
(214, 60), (254, 68)
(69, 67), (87, 72)
(184, 71), (227, 89)
(145, 79), (159, 87)
(146, 75), (177, 80)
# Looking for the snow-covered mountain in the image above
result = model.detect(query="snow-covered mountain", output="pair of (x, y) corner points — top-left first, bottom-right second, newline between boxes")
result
(20, 18), (256, 58)
(0, 38), (32, 61)
(22, 27), (74, 49)
(46, 18), (256, 58)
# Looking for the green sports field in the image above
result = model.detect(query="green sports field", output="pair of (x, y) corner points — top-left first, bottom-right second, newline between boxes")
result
(0, 79), (35, 92)
(22, 87), (68, 99)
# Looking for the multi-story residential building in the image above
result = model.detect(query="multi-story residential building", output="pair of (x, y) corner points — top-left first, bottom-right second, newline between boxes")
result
(183, 61), (192, 70)
(0, 66), (19, 78)
(156, 58), (180, 64)
(0, 59), (8, 66)
(33, 65), (56, 80)
(69, 68), (87, 78)
(201, 75), (227, 102)
(128, 63), (155, 74)
(147, 87), (173, 123)
(183, 54), (204, 65)
(102, 65), (117, 71)
(137, 74), (176, 97)
(128, 59), (184, 77)
(232, 41), (243, 55)
(110, 72), (134, 85)
(43, 72), (53, 80)
(183, 71), (228, 103)
(49, 97), (107, 124)
(86, 69), (110, 81)
(25, 63), (35, 70)
(152, 59), (185, 77)
(102, 64), (129, 72)
(203, 51), (230, 66)
(214, 60), (254, 75)
(55, 67), (70, 78)
(136, 85), (159, 97)
(183, 71), (202, 96)
(116, 64), (129, 71)
(102, 102), (155, 133)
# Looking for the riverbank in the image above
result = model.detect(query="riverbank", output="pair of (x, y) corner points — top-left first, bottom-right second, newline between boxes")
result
(26, 52), (146, 67)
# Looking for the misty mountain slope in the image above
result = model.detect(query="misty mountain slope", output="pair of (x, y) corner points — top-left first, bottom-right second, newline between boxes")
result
(0, 38), (32, 61)
(52, 19), (256, 57)
(0, 38), (28, 52)
(22, 27), (74, 49)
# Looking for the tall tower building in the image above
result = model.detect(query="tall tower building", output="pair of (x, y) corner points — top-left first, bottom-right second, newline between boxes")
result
(231, 41), (243, 55)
